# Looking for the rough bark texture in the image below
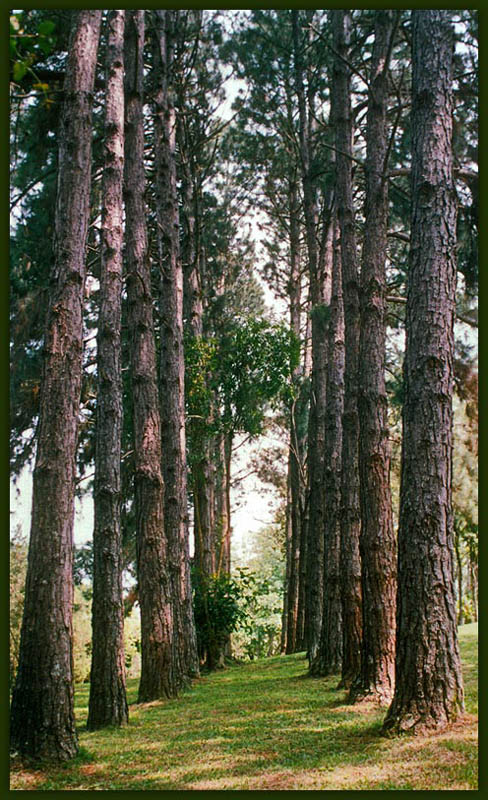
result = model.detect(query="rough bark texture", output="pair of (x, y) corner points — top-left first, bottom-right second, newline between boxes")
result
(383, 10), (464, 734)
(124, 10), (177, 703)
(332, 10), (363, 688)
(88, 10), (128, 731)
(10, 10), (102, 761)
(310, 219), (345, 677)
(292, 10), (329, 661)
(153, 9), (199, 685)
(350, 10), (397, 706)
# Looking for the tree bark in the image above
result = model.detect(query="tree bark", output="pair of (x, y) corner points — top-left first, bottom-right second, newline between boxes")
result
(124, 9), (177, 703)
(284, 176), (305, 654)
(350, 10), (397, 706)
(216, 432), (232, 576)
(88, 9), (128, 731)
(331, 10), (363, 689)
(453, 529), (464, 625)
(153, 9), (199, 685)
(292, 9), (330, 661)
(310, 218), (345, 677)
(383, 10), (464, 734)
(10, 10), (102, 761)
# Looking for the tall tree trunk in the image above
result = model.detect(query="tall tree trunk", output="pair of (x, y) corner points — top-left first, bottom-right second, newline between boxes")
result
(88, 9), (128, 731)
(310, 217), (345, 677)
(178, 77), (216, 586)
(283, 175), (306, 654)
(332, 10), (363, 689)
(350, 10), (397, 706)
(124, 9), (177, 703)
(292, 9), (329, 661)
(153, 9), (199, 685)
(10, 10), (102, 761)
(383, 10), (464, 734)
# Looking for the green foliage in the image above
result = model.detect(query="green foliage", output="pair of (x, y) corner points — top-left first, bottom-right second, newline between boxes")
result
(192, 568), (247, 663)
(232, 568), (284, 661)
(232, 521), (286, 661)
(184, 334), (219, 429)
(217, 317), (299, 436)
(10, 12), (57, 86)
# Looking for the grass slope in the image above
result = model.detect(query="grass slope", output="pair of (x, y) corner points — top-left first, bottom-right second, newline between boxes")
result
(10, 623), (478, 790)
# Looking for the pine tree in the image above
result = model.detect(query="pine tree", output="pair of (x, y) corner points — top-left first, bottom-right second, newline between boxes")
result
(88, 9), (128, 730)
(350, 10), (397, 705)
(153, 9), (199, 685)
(383, 9), (464, 734)
(124, 9), (180, 702)
(10, 9), (102, 762)
(331, 9), (362, 688)
(310, 217), (345, 676)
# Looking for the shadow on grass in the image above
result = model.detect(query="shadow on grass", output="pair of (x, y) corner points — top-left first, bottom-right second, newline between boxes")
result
(11, 629), (477, 791)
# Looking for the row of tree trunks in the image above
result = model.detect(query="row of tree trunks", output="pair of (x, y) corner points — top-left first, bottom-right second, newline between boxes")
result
(124, 10), (177, 703)
(153, 9), (199, 686)
(331, 10), (363, 689)
(350, 10), (397, 706)
(10, 10), (102, 760)
(383, 9), (464, 733)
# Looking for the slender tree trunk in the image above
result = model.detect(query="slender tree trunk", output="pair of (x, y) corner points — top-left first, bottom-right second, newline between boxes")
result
(124, 10), (177, 703)
(453, 529), (464, 625)
(281, 474), (292, 652)
(178, 86), (216, 586)
(383, 10), (464, 734)
(469, 557), (478, 622)
(332, 10), (363, 689)
(10, 10), (102, 762)
(193, 449), (216, 577)
(284, 176), (305, 654)
(292, 9), (329, 661)
(216, 432), (232, 576)
(88, 10), (128, 731)
(286, 481), (301, 654)
(350, 10), (397, 706)
(153, 9), (199, 685)
(214, 430), (230, 574)
(310, 217), (345, 677)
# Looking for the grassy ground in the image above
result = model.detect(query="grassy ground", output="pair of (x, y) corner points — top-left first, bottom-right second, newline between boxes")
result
(10, 623), (478, 790)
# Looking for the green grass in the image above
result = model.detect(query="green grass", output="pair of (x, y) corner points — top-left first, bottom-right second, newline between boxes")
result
(10, 623), (478, 790)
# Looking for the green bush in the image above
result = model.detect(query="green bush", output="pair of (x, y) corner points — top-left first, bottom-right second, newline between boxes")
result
(192, 568), (248, 669)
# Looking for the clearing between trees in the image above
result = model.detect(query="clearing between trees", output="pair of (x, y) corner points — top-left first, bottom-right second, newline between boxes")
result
(10, 623), (477, 791)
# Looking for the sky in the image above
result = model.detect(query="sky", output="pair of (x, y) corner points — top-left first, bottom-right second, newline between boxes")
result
(10, 429), (285, 559)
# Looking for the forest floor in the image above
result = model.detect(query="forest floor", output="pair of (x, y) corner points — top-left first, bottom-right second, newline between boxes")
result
(10, 623), (478, 791)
